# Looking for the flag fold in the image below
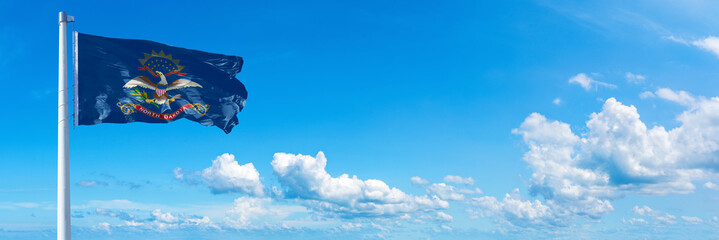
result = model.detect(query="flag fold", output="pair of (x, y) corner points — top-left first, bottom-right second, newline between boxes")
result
(74, 32), (247, 133)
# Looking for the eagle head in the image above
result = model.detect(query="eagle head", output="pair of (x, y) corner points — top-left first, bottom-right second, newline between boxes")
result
(155, 71), (168, 85)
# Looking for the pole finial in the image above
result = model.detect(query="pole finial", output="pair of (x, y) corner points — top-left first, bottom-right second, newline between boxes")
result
(59, 12), (74, 23)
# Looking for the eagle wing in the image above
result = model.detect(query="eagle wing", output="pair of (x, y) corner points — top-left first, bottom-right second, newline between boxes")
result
(123, 76), (156, 89)
(167, 79), (203, 91)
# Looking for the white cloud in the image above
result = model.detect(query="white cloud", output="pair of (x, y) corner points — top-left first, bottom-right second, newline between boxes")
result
(517, 96), (719, 196)
(0, 201), (52, 210)
(173, 167), (200, 185)
(339, 222), (362, 231)
(666, 35), (689, 45)
(427, 183), (465, 201)
(569, 73), (616, 91)
(443, 175), (474, 185)
(93, 222), (111, 234)
(410, 176), (429, 185)
(670, 36), (719, 59)
(419, 211), (454, 222)
(632, 206), (677, 225)
(436, 211), (454, 222)
(77, 180), (107, 187)
(639, 91), (655, 99)
(88, 206), (220, 232)
(224, 196), (271, 229)
(655, 88), (696, 106)
(93, 208), (135, 221)
(223, 196), (307, 230)
(151, 209), (178, 223)
(424, 183), (483, 201)
(470, 189), (560, 227)
(693, 36), (719, 58)
(173, 167), (184, 181)
(681, 216), (703, 225)
(488, 93), (719, 227)
(553, 98), (561, 105)
(271, 152), (449, 217)
(184, 216), (219, 229)
(710, 216), (719, 227)
(703, 182), (719, 190)
(201, 153), (265, 196)
(124, 220), (143, 227)
(622, 217), (648, 226)
(74, 199), (167, 211)
(440, 225), (452, 231)
(626, 72), (646, 84)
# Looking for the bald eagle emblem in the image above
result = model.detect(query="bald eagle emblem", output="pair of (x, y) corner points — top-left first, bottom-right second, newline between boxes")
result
(123, 50), (202, 106)
(116, 50), (209, 120)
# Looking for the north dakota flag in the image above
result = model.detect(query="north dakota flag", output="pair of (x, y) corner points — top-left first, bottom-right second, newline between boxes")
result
(73, 32), (247, 133)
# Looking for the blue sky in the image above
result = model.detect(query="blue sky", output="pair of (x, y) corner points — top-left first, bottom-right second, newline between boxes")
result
(2, 0), (719, 239)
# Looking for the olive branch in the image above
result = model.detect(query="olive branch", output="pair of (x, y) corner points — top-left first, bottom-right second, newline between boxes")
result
(129, 87), (160, 108)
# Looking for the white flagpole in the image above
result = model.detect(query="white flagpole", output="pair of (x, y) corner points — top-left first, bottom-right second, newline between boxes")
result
(58, 11), (72, 240)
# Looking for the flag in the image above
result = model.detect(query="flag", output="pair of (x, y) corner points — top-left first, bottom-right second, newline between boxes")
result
(73, 32), (247, 133)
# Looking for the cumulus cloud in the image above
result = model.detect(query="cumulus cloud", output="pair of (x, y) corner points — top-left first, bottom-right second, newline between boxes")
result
(519, 95), (719, 194)
(271, 152), (449, 218)
(201, 153), (265, 196)
(568, 73), (616, 90)
(626, 72), (646, 84)
(224, 196), (272, 229)
(151, 209), (178, 223)
(443, 175), (475, 185)
(693, 36), (719, 58)
(553, 98), (561, 105)
(470, 189), (560, 228)
(703, 182), (719, 190)
(476, 92), (719, 228)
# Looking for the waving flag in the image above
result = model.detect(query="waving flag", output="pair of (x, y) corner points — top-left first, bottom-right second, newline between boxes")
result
(74, 32), (247, 133)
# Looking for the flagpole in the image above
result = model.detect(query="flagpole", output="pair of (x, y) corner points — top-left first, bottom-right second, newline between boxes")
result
(58, 11), (71, 240)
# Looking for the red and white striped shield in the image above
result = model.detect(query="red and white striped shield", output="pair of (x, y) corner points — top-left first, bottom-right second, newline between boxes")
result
(155, 88), (166, 96)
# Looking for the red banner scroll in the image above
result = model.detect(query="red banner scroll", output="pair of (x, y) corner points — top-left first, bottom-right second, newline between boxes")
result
(134, 104), (195, 120)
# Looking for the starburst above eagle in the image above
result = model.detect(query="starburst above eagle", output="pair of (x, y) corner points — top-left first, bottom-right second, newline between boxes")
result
(123, 50), (202, 105)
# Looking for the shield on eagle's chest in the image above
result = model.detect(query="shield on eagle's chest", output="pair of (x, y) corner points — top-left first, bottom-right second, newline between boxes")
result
(155, 88), (166, 96)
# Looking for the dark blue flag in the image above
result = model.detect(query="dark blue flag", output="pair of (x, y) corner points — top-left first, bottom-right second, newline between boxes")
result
(73, 32), (247, 133)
